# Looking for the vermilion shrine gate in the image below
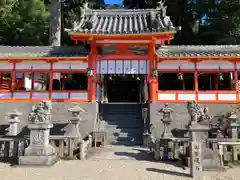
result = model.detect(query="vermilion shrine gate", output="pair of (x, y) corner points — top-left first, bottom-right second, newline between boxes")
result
(0, 5), (240, 143)
(1, 8), (240, 103)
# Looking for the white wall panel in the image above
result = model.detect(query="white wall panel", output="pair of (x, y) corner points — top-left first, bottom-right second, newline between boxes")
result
(157, 60), (194, 70)
(97, 60), (148, 74)
(0, 61), (13, 69)
(197, 60), (234, 70)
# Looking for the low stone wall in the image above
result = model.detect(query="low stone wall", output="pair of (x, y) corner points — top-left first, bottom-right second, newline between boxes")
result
(0, 102), (98, 138)
(149, 102), (238, 139)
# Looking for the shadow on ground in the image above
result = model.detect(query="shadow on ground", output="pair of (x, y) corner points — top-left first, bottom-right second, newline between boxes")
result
(146, 168), (191, 178)
(0, 157), (18, 167)
(113, 148), (186, 169)
(113, 148), (153, 161)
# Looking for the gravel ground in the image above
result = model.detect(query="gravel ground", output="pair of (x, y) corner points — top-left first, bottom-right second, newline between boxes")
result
(0, 160), (239, 180)
(0, 145), (239, 180)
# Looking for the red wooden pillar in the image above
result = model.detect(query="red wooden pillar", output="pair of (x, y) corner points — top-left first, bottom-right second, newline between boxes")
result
(214, 73), (218, 90)
(49, 62), (53, 99)
(181, 72), (185, 90)
(234, 62), (239, 101)
(11, 62), (16, 99)
(88, 41), (97, 102)
(194, 63), (199, 101)
(148, 41), (158, 102)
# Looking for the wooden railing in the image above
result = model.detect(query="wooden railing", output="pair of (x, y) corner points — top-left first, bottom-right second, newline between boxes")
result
(157, 90), (239, 103)
(0, 90), (89, 102)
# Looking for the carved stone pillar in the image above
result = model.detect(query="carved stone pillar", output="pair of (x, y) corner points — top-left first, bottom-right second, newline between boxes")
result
(19, 123), (57, 166)
(19, 101), (58, 166)
(189, 123), (207, 180)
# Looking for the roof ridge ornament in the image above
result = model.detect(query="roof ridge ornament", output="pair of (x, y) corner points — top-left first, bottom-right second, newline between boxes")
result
(83, 2), (90, 10)
(81, 1), (92, 17)
(157, 0), (166, 10)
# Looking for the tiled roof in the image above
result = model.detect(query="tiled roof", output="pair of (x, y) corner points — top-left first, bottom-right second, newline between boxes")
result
(0, 46), (88, 58)
(68, 7), (176, 34)
(157, 45), (240, 58)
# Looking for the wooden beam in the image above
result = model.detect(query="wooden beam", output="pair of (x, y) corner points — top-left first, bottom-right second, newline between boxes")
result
(157, 56), (240, 61)
(95, 40), (151, 45)
(71, 32), (174, 41)
(0, 57), (88, 62)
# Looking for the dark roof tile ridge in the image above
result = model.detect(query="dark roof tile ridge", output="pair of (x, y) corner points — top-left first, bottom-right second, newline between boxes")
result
(0, 45), (52, 48)
(160, 45), (240, 48)
(93, 8), (155, 12)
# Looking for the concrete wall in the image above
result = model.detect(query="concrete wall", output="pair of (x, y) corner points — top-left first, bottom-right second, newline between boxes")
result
(149, 102), (238, 138)
(0, 102), (98, 138)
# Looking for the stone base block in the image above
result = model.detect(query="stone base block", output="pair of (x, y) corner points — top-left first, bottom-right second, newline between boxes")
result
(203, 159), (222, 171)
(18, 155), (58, 166)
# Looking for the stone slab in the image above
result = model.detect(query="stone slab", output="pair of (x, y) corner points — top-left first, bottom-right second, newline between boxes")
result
(18, 155), (58, 166)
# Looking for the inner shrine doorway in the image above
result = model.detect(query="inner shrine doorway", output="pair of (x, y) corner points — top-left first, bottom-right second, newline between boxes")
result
(105, 74), (144, 103)
(97, 59), (148, 103)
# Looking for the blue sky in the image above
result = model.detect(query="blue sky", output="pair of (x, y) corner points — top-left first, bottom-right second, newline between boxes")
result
(104, 0), (123, 4)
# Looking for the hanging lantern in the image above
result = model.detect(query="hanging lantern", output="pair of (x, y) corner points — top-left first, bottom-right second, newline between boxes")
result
(152, 68), (158, 78)
(177, 73), (183, 80)
(218, 73), (224, 81)
(87, 68), (94, 77)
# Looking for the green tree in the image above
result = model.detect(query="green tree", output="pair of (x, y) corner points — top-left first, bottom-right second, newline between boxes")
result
(211, 0), (240, 44)
(0, 0), (49, 45)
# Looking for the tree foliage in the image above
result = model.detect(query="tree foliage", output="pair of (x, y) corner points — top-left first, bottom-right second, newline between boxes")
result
(0, 0), (49, 45)
(1, 0), (240, 45)
(123, 0), (240, 45)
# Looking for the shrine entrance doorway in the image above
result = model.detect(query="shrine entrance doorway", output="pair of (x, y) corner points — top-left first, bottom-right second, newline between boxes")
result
(106, 74), (143, 103)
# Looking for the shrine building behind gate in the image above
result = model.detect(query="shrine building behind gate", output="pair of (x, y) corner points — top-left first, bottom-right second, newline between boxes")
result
(0, 6), (240, 142)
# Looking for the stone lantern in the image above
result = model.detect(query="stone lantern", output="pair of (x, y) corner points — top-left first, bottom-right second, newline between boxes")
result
(19, 100), (58, 166)
(6, 109), (22, 136)
(66, 103), (85, 138)
(228, 112), (239, 139)
(159, 103), (173, 138)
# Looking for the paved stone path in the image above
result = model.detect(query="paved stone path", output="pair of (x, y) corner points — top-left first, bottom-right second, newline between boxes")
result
(0, 145), (239, 180)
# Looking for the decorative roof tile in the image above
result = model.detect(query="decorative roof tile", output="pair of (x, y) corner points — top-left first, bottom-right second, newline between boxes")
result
(157, 45), (240, 58)
(0, 46), (88, 58)
(68, 3), (176, 35)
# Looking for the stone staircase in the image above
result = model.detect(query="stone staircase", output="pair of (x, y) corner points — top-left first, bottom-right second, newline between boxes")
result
(100, 103), (143, 146)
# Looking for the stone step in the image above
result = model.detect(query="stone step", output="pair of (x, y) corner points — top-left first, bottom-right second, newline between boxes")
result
(105, 124), (142, 129)
(103, 115), (141, 120)
(107, 136), (142, 143)
(104, 107), (141, 110)
(110, 141), (142, 146)
(105, 128), (143, 134)
(101, 104), (141, 108)
(103, 107), (141, 111)
(107, 131), (142, 138)
(103, 112), (141, 116)
(103, 119), (141, 123)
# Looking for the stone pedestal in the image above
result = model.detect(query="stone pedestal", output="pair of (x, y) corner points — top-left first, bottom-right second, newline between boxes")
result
(19, 123), (58, 166)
